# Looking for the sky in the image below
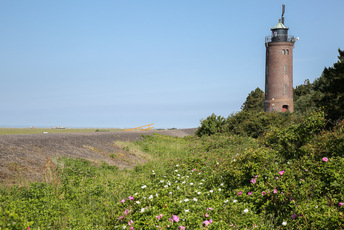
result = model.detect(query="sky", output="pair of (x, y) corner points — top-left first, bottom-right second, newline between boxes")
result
(1, 1), (344, 129)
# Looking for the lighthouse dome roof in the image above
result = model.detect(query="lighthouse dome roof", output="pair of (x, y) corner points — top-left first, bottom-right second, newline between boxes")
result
(272, 20), (288, 30)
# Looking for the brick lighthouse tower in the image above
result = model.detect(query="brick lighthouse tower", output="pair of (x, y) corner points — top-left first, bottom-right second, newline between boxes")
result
(264, 5), (297, 112)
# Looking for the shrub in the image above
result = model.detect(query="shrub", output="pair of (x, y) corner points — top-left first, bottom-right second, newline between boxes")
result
(195, 113), (226, 137)
(264, 110), (326, 159)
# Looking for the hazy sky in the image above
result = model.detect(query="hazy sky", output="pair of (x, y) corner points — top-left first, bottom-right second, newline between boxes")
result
(1, 1), (343, 128)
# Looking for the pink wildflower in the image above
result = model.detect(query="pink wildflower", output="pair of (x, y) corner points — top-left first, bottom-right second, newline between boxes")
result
(129, 196), (134, 201)
(207, 207), (214, 211)
(339, 202), (344, 207)
(279, 171), (285, 176)
(156, 214), (163, 220)
(205, 213), (209, 217)
(179, 226), (186, 230)
(292, 213), (297, 219)
(262, 191), (266, 196)
(128, 220), (134, 225)
(250, 178), (256, 184)
(273, 189), (278, 194)
(172, 215), (179, 222)
(322, 157), (328, 162)
(120, 199), (125, 203)
(248, 191), (253, 196)
(275, 177), (279, 180)
(124, 209), (129, 215)
(238, 191), (243, 195)
(117, 216), (124, 220)
(203, 220), (211, 226)
(255, 175), (258, 178)
(130, 227), (134, 230)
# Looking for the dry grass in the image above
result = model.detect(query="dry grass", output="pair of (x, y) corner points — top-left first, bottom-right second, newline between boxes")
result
(0, 128), (124, 135)
(0, 129), (196, 186)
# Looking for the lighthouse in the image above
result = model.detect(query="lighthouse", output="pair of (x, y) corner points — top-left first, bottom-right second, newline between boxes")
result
(264, 5), (296, 112)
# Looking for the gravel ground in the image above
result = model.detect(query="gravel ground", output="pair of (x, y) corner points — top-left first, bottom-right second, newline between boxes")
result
(0, 128), (196, 185)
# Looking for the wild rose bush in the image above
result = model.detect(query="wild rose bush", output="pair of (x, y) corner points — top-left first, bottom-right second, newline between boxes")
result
(1, 112), (344, 229)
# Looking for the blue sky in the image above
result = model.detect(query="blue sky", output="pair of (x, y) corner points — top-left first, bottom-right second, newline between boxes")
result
(1, 1), (343, 129)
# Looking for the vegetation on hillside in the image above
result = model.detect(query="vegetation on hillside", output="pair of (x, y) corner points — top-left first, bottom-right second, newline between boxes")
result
(0, 49), (343, 229)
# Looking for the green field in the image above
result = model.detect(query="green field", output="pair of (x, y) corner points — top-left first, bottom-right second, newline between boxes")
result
(0, 128), (124, 135)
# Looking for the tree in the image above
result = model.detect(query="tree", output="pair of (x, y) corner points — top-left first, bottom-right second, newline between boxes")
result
(313, 49), (344, 123)
(293, 79), (320, 114)
(241, 87), (265, 112)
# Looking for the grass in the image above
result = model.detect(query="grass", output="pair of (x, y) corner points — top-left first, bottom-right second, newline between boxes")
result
(0, 128), (124, 135)
(0, 128), (343, 229)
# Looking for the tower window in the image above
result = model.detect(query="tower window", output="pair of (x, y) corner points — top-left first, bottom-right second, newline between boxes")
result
(282, 49), (285, 55)
(286, 49), (289, 55)
(284, 64), (287, 74)
(283, 84), (287, 95)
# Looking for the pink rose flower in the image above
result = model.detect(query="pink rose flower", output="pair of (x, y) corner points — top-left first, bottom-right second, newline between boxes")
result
(279, 171), (285, 175)
(203, 220), (211, 226)
(172, 215), (179, 223)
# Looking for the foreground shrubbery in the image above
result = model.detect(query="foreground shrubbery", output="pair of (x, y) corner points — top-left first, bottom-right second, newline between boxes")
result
(0, 111), (343, 229)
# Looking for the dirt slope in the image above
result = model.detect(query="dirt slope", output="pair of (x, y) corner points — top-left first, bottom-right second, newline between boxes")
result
(0, 128), (196, 185)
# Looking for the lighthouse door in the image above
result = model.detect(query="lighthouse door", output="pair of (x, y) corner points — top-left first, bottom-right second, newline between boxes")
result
(282, 105), (289, 112)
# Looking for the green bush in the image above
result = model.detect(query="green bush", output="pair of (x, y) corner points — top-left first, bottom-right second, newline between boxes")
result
(264, 110), (326, 159)
(195, 113), (226, 136)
